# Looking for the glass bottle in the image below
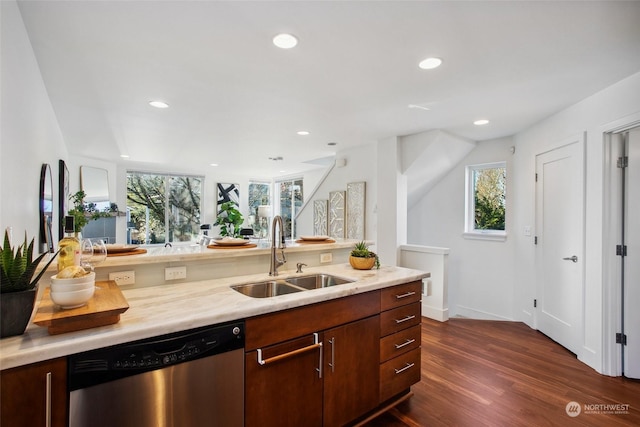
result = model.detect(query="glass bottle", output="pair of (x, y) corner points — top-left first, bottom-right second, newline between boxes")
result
(57, 216), (80, 272)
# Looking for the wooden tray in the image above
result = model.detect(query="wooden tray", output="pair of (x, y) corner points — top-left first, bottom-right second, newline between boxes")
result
(294, 239), (336, 244)
(107, 248), (147, 257)
(33, 280), (129, 335)
(207, 243), (257, 249)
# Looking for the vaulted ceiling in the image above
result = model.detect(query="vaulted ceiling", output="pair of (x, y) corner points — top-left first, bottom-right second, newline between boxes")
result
(17, 0), (640, 178)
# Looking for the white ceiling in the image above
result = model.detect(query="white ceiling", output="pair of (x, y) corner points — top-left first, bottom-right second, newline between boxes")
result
(16, 0), (640, 178)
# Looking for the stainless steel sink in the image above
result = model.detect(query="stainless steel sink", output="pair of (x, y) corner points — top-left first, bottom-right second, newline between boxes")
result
(230, 274), (354, 298)
(284, 274), (354, 290)
(230, 280), (303, 298)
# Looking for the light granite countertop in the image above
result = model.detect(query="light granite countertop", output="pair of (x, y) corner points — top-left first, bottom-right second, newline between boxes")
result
(0, 263), (429, 371)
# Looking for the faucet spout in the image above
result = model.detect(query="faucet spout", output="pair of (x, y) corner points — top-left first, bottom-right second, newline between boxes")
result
(269, 215), (286, 276)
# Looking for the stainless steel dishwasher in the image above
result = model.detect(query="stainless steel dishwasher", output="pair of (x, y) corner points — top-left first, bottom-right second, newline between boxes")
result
(68, 321), (244, 427)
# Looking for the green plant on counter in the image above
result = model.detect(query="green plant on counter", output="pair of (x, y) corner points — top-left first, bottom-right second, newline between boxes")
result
(68, 190), (118, 234)
(350, 241), (380, 269)
(0, 230), (58, 293)
(214, 202), (244, 238)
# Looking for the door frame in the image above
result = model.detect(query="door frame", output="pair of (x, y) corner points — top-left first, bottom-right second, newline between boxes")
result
(602, 113), (640, 376)
(533, 134), (586, 350)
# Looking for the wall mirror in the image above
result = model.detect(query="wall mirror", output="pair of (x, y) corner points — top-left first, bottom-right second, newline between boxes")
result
(80, 166), (110, 210)
(39, 163), (54, 252)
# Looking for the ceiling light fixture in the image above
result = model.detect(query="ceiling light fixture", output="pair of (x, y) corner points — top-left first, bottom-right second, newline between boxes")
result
(273, 33), (298, 49)
(408, 104), (431, 111)
(327, 142), (337, 146)
(297, 131), (310, 136)
(149, 100), (169, 109)
(120, 154), (130, 158)
(418, 57), (442, 70)
(210, 163), (218, 167)
(474, 119), (490, 126)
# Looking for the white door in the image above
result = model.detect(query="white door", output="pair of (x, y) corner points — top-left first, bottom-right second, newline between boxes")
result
(624, 128), (640, 378)
(535, 140), (584, 354)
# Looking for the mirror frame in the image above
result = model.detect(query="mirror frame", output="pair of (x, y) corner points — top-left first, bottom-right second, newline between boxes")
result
(39, 163), (54, 253)
(58, 160), (69, 241)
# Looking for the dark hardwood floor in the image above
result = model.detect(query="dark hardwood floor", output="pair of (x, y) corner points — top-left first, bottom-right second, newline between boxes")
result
(364, 318), (640, 427)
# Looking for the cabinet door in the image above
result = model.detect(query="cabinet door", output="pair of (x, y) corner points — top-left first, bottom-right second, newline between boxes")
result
(245, 334), (323, 427)
(1, 357), (67, 427)
(323, 315), (380, 427)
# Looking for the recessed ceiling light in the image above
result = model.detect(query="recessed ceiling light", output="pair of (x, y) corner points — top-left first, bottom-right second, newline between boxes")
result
(149, 100), (169, 108)
(474, 119), (490, 126)
(120, 154), (130, 158)
(273, 33), (298, 49)
(279, 170), (287, 173)
(297, 131), (310, 136)
(418, 57), (442, 70)
(210, 163), (218, 167)
(327, 142), (337, 146)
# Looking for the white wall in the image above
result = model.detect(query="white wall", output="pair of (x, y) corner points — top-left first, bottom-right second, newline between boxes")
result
(297, 143), (378, 243)
(408, 137), (516, 321)
(0, 1), (68, 246)
(512, 71), (640, 374)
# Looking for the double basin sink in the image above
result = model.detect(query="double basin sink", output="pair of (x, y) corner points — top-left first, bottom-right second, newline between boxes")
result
(231, 274), (353, 298)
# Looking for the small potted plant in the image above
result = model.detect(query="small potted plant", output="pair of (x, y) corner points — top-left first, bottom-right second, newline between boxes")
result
(214, 202), (244, 238)
(349, 241), (380, 270)
(1, 230), (58, 338)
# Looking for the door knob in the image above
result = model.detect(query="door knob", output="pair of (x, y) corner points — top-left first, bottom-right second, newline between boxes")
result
(562, 255), (578, 263)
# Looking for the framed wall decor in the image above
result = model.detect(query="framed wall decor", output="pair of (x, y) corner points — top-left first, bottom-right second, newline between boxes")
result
(346, 181), (366, 240)
(217, 182), (240, 213)
(329, 190), (345, 239)
(313, 200), (328, 236)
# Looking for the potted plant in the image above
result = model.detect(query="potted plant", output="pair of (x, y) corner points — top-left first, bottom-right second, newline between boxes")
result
(68, 190), (117, 236)
(1, 230), (58, 338)
(349, 241), (380, 270)
(214, 202), (244, 238)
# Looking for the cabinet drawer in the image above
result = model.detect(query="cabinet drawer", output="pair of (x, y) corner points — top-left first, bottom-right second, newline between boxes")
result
(380, 324), (421, 363)
(380, 301), (421, 337)
(379, 347), (421, 403)
(380, 281), (422, 311)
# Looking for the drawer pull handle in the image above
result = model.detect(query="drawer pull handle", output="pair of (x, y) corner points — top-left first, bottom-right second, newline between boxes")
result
(395, 315), (416, 324)
(394, 338), (416, 349)
(395, 291), (416, 299)
(394, 363), (415, 375)
(257, 333), (322, 366)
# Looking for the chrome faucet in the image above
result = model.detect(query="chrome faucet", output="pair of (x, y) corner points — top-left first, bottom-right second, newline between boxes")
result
(269, 215), (286, 276)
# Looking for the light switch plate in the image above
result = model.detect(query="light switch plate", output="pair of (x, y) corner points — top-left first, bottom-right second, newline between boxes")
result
(165, 266), (187, 281)
(320, 253), (332, 263)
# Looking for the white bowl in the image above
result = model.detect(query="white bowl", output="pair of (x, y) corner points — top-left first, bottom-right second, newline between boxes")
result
(51, 271), (95, 286)
(50, 286), (95, 309)
(51, 281), (94, 293)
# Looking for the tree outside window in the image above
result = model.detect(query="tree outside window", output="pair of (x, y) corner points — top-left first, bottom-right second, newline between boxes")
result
(127, 172), (202, 244)
(465, 162), (506, 239)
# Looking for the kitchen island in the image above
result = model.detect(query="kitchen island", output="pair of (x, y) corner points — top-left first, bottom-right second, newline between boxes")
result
(0, 263), (428, 369)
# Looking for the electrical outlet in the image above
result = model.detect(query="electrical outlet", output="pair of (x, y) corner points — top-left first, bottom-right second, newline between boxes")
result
(109, 270), (135, 286)
(320, 253), (332, 263)
(165, 266), (187, 281)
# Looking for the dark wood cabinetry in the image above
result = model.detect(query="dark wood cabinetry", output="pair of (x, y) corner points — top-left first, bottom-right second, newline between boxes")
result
(1, 357), (68, 427)
(245, 292), (381, 427)
(379, 281), (422, 403)
(245, 281), (423, 426)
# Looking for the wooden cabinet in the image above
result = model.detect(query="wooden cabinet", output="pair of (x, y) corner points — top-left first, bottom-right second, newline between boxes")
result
(245, 292), (380, 427)
(1, 357), (68, 427)
(379, 281), (422, 402)
(323, 316), (380, 426)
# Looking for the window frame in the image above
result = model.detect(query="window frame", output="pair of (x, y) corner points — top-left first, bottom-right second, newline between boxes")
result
(464, 161), (507, 241)
(126, 170), (204, 245)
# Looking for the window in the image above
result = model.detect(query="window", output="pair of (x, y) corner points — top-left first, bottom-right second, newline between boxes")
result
(464, 162), (506, 240)
(248, 181), (271, 237)
(127, 172), (203, 244)
(276, 178), (303, 239)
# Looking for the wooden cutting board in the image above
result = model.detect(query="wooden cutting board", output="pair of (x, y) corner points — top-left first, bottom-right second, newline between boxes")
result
(33, 280), (129, 335)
